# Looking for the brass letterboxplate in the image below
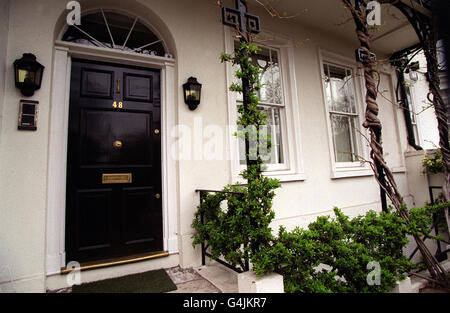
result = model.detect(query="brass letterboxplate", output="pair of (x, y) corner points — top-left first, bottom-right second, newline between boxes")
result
(102, 173), (132, 184)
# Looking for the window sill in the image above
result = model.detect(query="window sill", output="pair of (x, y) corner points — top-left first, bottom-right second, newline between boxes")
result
(264, 172), (307, 182)
(330, 166), (405, 179)
(331, 168), (373, 179)
(232, 171), (307, 184)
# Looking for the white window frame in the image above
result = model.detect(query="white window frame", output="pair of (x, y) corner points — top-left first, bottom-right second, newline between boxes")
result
(403, 79), (422, 147)
(225, 28), (306, 183)
(319, 49), (372, 179)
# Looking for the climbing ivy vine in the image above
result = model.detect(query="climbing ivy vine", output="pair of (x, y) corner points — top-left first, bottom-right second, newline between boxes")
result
(192, 40), (280, 269)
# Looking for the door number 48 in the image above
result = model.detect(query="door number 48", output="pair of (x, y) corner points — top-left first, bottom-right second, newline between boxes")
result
(113, 101), (123, 109)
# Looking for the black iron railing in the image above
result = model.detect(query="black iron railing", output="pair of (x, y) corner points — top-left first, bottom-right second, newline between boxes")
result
(408, 186), (450, 262)
(196, 189), (249, 273)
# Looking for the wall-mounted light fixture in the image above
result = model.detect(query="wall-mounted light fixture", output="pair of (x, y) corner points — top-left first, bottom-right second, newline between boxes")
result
(13, 53), (45, 97)
(406, 61), (420, 82)
(409, 70), (419, 82)
(183, 77), (202, 110)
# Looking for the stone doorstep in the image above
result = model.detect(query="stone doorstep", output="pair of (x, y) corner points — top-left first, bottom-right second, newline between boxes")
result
(237, 271), (284, 293)
(195, 263), (239, 293)
(165, 266), (220, 293)
(194, 261), (285, 293)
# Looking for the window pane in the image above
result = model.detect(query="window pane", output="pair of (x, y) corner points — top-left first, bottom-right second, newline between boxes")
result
(259, 49), (282, 104)
(62, 11), (166, 56)
(254, 47), (271, 103)
(331, 114), (358, 162)
(273, 107), (284, 163)
(233, 41), (283, 105)
(405, 86), (416, 123)
(233, 42), (285, 169)
(238, 106), (284, 165)
(413, 124), (420, 145)
(405, 86), (420, 142)
(63, 12), (109, 47)
(239, 132), (246, 165)
(324, 65), (332, 106)
(327, 64), (356, 113)
(260, 106), (283, 164)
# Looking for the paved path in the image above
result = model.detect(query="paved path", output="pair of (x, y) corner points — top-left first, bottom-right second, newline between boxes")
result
(165, 266), (221, 293)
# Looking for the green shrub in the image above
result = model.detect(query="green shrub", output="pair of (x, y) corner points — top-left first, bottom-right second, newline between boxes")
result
(191, 178), (280, 270)
(252, 208), (417, 293)
(251, 225), (345, 293)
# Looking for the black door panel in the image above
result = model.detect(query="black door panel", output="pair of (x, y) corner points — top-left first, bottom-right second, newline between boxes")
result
(122, 186), (156, 244)
(76, 188), (113, 251)
(123, 73), (153, 102)
(66, 59), (162, 264)
(80, 69), (114, 99)
(80, 109), (153, 165)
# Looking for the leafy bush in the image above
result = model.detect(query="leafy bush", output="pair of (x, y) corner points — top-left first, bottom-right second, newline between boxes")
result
(252, 208), (418, 293)
(191, 178), (280, 270)
(422, 149), (444, 174)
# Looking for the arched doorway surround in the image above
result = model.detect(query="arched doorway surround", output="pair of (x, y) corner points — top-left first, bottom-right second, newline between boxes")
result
(46, 5), (178, 275)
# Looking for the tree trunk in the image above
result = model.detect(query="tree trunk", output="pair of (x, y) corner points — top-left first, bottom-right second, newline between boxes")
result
(342, 0), (448, 286)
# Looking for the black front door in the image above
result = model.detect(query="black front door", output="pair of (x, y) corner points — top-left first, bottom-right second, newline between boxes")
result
(66, 59), (163, 264)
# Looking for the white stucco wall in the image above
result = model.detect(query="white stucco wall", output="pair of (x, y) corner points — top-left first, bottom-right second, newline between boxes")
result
(0, 0), (10, 289)
(0, 0), (10, 146)
(0, 0), (418, 292)
(0, 0), (66, 293)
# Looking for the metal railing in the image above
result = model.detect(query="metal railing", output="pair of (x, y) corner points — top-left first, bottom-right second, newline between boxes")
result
(195, 189), (249, 273)
(408, 186), (450, 262)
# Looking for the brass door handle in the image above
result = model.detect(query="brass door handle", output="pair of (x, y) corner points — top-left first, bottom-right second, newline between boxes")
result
(155, 193), (161, 199)
(154, 129), (160, 135)
(116, 78), (121, 94)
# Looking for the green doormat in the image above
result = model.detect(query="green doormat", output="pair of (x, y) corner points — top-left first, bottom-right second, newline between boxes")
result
(71, 269), (177, 293)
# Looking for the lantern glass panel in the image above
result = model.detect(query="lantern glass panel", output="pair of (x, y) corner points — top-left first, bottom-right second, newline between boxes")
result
(34, 67), (43, 86)
(17, 69), (32, 83)
(186, 89), (200, 101)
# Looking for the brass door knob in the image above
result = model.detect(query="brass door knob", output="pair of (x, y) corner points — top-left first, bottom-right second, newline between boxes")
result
(154, 129), (160, 135)
(113, 140), (123, 149)
(155, 193), (161, 199)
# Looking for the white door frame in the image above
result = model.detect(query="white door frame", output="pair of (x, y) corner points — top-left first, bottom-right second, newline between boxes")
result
(45, 41), (178, 275)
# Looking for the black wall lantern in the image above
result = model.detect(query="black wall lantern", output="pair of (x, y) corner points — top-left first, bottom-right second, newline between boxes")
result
(13, 53), (45, 97)
(183, 77), (202, 110)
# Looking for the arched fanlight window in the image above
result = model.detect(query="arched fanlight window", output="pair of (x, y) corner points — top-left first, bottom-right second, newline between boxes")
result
(62, 10), (169, 57)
